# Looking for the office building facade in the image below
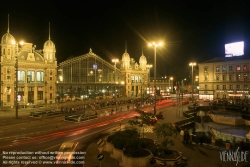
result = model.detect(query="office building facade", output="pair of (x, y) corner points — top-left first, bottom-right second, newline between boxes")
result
(198, 57), (250, 102)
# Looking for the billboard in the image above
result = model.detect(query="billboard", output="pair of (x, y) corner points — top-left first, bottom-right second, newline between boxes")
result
(225, 41), (244, 57)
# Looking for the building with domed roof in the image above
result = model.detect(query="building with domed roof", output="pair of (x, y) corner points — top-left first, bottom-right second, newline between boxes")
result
(0, 21), (57, 107)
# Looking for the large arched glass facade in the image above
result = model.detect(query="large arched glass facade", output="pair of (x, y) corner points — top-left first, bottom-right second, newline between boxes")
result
(57, 50), (123, 100)
(61, 54), (121, 84)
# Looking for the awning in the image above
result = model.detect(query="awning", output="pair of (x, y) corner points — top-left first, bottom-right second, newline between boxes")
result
(228, 94), (242, 97)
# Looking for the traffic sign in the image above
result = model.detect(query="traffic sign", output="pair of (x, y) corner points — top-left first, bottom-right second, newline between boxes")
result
(98, 147), (103, 153)
(97, 154), (104, 161)
(97, 139), (105, 147)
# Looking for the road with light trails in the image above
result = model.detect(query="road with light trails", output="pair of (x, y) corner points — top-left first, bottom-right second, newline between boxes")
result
(0, 100), (176, 167)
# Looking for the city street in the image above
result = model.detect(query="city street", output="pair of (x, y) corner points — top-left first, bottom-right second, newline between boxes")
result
(0, 100), (174, 167)
(1, 100), (250, 167)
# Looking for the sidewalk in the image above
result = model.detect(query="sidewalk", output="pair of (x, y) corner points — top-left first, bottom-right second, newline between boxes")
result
(85, 104), (250, 167)
(0, 101), (133, 125)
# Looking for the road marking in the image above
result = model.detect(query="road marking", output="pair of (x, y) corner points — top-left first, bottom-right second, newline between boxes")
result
(42, 124), (120, 151)
(38, 137), (59, 144)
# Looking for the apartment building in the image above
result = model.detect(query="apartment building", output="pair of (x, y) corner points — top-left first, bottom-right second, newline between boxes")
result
(198, 56), (250, 103)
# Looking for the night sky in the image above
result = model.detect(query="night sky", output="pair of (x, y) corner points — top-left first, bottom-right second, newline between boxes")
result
(0, 1), (249, 82)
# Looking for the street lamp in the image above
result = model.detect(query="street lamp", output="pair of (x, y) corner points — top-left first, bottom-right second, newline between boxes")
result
(148, 42), (163, 115)
(112, 59), (119, 100)
(195, 76), (199, 94)
(189, 62), (196, 102)
(12, 40), (24, 119)
(169, 77), (173, 94)
(146, 64), (153, 95)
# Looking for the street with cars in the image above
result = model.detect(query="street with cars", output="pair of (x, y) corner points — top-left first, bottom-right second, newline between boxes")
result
(0, 97), (175, 167)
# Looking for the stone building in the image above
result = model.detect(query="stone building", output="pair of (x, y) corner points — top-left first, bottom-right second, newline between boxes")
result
(198, 56), (250, 102)
(0, 23), (57, 107)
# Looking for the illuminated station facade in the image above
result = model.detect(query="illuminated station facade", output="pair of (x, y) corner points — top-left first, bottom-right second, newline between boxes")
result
(57, 48), (172, 101)
(57, 48), (147, 100)
(0, 26), (57, 107)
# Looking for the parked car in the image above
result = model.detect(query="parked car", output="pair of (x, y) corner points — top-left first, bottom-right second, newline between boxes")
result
(156, 112), (164, 119)
(182, 100), (189, 105)
(149, 115), (158, 124)
(204, 99), (210, 102)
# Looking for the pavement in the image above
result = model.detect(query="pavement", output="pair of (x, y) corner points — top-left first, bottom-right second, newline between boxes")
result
(0, 99), (134, 125)
(84, 103), (250, 167)
(1, 101), (250, 167)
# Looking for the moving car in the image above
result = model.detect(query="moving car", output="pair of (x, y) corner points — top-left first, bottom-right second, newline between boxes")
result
(56, 142), (78, 163)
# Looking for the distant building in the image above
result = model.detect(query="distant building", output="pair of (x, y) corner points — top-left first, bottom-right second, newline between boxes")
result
(198, 56), (250, 102)
(0, 23), (57, 107)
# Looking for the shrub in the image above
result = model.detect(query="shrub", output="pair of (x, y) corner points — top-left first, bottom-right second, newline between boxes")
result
(107, 129), (152, 157)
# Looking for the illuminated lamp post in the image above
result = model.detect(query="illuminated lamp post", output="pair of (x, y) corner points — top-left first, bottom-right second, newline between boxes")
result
(112, 59), (119, 101)
(148, 42), (163, 115)
(195, 76), (199, 94)
(12, 40), (24, 119)
(146, 64), (153, 96)
(189, 62), (196, 102)
(169, 77), (173, 94)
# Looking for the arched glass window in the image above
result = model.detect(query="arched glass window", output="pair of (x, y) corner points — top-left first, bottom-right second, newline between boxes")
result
(18, 70), (25, 82)
(27, 70), (35, 83)
(131, 75), (135, 82)
(3, 48), (5, 55)
(36, 71), (44, 83)
(135, 76), (139, 82)
(7, 68), (11, 74)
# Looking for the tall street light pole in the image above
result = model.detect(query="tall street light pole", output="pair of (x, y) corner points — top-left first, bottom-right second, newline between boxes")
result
(189, 62), (196, 102)
(12, 40), (24, 119)
(146, 64), (153, 95)
(112, 59), (119, 101)
(148, 42), (163, 115)
(195, 76), (199, 94)
(169, 77), (173, 94)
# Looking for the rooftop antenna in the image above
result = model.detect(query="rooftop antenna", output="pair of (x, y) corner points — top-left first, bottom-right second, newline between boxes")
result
(48, 22), (51, 40)
(142, 44), (144, 55)
(7, 14), (10, 33)
(125, 40), (127, 53)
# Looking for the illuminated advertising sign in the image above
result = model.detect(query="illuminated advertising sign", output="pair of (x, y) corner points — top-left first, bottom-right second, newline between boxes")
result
(225, 41), (244, 57)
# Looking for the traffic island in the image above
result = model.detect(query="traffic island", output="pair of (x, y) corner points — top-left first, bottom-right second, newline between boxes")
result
(104, 129), (185, 167)
(105, 139), (186, 167)
(84, 142), (121, 167)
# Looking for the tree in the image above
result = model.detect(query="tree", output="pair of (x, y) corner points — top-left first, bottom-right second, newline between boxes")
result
(107, 129), (139, 150)
(129, 110), (157, 138)
(153, 123), (178, 151)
